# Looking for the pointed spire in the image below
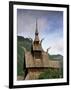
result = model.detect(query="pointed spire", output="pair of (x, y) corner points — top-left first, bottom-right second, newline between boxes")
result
(35, 19), (38, 35)
(33, 19), (42, 51)
(34, 19), (39, 42)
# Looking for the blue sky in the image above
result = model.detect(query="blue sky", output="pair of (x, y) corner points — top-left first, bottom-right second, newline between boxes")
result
(17, 9), (63, 55)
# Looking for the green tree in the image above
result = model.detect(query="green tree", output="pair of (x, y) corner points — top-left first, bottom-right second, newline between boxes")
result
(39, 69), (62, 79)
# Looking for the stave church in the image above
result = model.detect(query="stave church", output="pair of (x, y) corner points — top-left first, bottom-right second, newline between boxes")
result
(24, 20), (61, 80)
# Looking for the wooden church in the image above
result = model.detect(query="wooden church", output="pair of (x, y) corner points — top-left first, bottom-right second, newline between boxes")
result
(24, 20), (61, 80)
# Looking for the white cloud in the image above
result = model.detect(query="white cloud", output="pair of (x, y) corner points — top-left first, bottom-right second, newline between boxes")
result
(47, 39), (63, 55)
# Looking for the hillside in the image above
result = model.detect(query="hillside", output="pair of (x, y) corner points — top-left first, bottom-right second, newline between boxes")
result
(48, 54), (63, 60)
(17, 36), (32, 77)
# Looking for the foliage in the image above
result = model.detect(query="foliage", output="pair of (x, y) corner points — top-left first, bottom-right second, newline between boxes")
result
(38, 68), (63, 79)
(17, 36), (32, 76)
(48, 54), (63, 60)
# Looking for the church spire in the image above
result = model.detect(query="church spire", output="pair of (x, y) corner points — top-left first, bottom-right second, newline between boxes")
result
(34, 19), (39, 42)
(33, 19), (42, 51)
(35, 19), (38, 35)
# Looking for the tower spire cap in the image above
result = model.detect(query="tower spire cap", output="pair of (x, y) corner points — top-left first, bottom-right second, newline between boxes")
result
(35, 19), (38, 35)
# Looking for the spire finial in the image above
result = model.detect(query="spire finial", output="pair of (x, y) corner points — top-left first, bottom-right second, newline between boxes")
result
(34, 19), (39, 42)
(35, 19), (38, 35)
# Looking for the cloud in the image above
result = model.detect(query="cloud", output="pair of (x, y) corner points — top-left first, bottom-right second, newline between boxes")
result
(48, 39), (63, 55)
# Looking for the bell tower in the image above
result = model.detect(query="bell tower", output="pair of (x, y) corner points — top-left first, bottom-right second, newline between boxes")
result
(33, 20), (42, 59)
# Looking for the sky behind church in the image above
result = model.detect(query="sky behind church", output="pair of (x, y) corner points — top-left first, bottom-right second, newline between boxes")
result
(17, 9), (63, 55)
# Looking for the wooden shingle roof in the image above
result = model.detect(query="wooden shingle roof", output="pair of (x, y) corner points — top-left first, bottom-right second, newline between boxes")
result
(25, 51), (60, 69)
